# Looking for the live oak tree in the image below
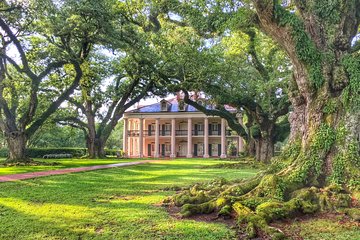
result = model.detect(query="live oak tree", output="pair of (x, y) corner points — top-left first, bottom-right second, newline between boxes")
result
(179, 30), (291, 163)
(58, 54), (156, 158)
(157, 0), (360, 238)
(132, 2), (291, 162)
(0, 1), (83, 162)
(54, 0), (170, 158)
(0, 0), (127, 162)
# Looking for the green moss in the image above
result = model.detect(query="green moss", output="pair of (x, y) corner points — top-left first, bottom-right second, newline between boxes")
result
(331, 193), (351, 209)
(218, 205), (232, 216)
(180, 201), (216, 217)
(342, 53), (360, 111)
(245, 222), (256, 238)
(330, 140), (360, 186)
(255, 174), (285, 200)
(232, 201), (252, 217)
(344, 208), (360, 221)
(300, 200), (319, 214)
(323, 99), (337, 114)
(215, 197), (228, 208)
(173, 190), (212, 206)
(283, 198), (302, 216)
(256, 201), (287, 221)
(289, 124), (336, 185)
(241, 197), (271, 210)
(280, 139), (301, 160)
(274, 3), (324, 90)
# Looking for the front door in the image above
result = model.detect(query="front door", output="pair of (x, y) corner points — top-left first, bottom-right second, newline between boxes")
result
(193, 144), (198, 156)
(209, 144), (212, 156)
(179, 142), (187, 157)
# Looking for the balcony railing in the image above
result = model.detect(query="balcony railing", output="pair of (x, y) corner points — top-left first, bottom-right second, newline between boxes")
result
(192, 130), (204, 136)
(128, 130), (140, 137)
(128, 129), (237, 137)
(175, 130), (187, 136)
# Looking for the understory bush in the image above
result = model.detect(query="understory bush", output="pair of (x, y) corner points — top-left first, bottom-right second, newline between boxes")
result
(0, 148), (124, 158)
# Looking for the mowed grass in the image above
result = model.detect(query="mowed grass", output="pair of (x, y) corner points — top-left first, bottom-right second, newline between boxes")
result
(0, 158), (141, 176)
(287, 218), (360, 240)
(0, 158), (256, 240)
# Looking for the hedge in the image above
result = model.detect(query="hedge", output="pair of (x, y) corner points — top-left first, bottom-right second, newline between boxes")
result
(0, 148), (123, 158)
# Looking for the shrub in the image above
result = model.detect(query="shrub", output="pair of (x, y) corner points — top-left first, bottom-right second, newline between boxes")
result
(0, 148), (124, 158)
(0, 148), (86, 158)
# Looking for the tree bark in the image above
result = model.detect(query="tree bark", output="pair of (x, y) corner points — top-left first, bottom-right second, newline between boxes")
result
(5, 131), (29, 163)
(252, 0), (360, 186)
(255, 136), (274, 163)
(87, 136), (106, 159)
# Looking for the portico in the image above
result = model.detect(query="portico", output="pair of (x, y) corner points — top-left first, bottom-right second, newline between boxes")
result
(123, 98), (245, 158)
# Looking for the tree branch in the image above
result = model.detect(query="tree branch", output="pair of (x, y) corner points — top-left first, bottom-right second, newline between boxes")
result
(182, 90), (248, 139)
(25, 61), (83, 137)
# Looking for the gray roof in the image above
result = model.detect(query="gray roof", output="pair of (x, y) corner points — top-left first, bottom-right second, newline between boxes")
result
(128, 98), (236, 113)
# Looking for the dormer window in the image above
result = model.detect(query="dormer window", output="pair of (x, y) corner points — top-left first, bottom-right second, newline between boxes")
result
(178, 100), (186, 111)
(161, 100), (168, 111)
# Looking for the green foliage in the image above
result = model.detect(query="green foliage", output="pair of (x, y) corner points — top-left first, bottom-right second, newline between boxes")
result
(274, 4), (324, 90)
(0, 148), (86, 158)
(323, 99), (337, 114)
(331, 141), (360, 187)
(29, 124), (86, 148)
(288, 124), (336, 185)
(281, 139), (301, 160)
(342, 53), (360, 111)
(0, 148), (122, 159)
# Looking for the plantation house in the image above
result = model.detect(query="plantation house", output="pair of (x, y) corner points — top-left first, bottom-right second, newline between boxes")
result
(123, 97), (245, 158)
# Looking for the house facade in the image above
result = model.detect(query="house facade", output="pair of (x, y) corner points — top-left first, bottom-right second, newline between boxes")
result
(123, 98), (245, 158)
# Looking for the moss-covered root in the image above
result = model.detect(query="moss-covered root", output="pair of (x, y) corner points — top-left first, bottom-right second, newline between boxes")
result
(166, 177), (356, 239)
(232, 186), (354, 239)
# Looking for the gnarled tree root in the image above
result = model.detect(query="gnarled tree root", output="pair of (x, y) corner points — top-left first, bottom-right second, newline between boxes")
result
(163, 176), (359, 239)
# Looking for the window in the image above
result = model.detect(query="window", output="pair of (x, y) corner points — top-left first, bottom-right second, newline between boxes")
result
(212, 123), (219, 131)
(165, 144), (171, 152)
(161, 101), (168, 111)
(178, 100), (186, 111)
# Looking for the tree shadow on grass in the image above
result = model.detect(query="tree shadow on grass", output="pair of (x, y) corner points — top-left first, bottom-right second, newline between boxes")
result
(0, 194), (235, 240)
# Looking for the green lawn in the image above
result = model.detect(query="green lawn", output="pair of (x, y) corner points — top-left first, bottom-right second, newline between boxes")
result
(0, 158), (140, 176)
(0, 158), (358, 240)
(285, 217), (360, 240)
(0, 158), (255, 240)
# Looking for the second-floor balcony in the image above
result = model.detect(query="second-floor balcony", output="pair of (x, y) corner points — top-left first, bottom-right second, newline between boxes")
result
(128, 129), (237, 137)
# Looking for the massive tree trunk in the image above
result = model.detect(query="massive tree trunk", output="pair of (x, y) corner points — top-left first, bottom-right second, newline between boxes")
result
(251, 0), (360, 187)
(86, 136), (106, 159)
(169, 2), (360, 238)
(5, 131), (29, 163)
(255, 136), (274, 163)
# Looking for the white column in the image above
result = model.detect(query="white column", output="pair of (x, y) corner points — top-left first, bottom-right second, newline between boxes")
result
(220, 118), (227, 158)
(123, 118), (128, 157)
(154, 118), (160, 158)
(138, 118), (143, 158)
(170, 118), (176, 158)
(186, 118), (193, 158)
(237, 115), (245, 153)
(203, 117), (209, 158)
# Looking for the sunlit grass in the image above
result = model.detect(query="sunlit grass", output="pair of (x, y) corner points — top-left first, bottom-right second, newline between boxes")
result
(0, 158), (255, 239)
(287, 217), (360, 240)
(0, 158), (142, 176)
